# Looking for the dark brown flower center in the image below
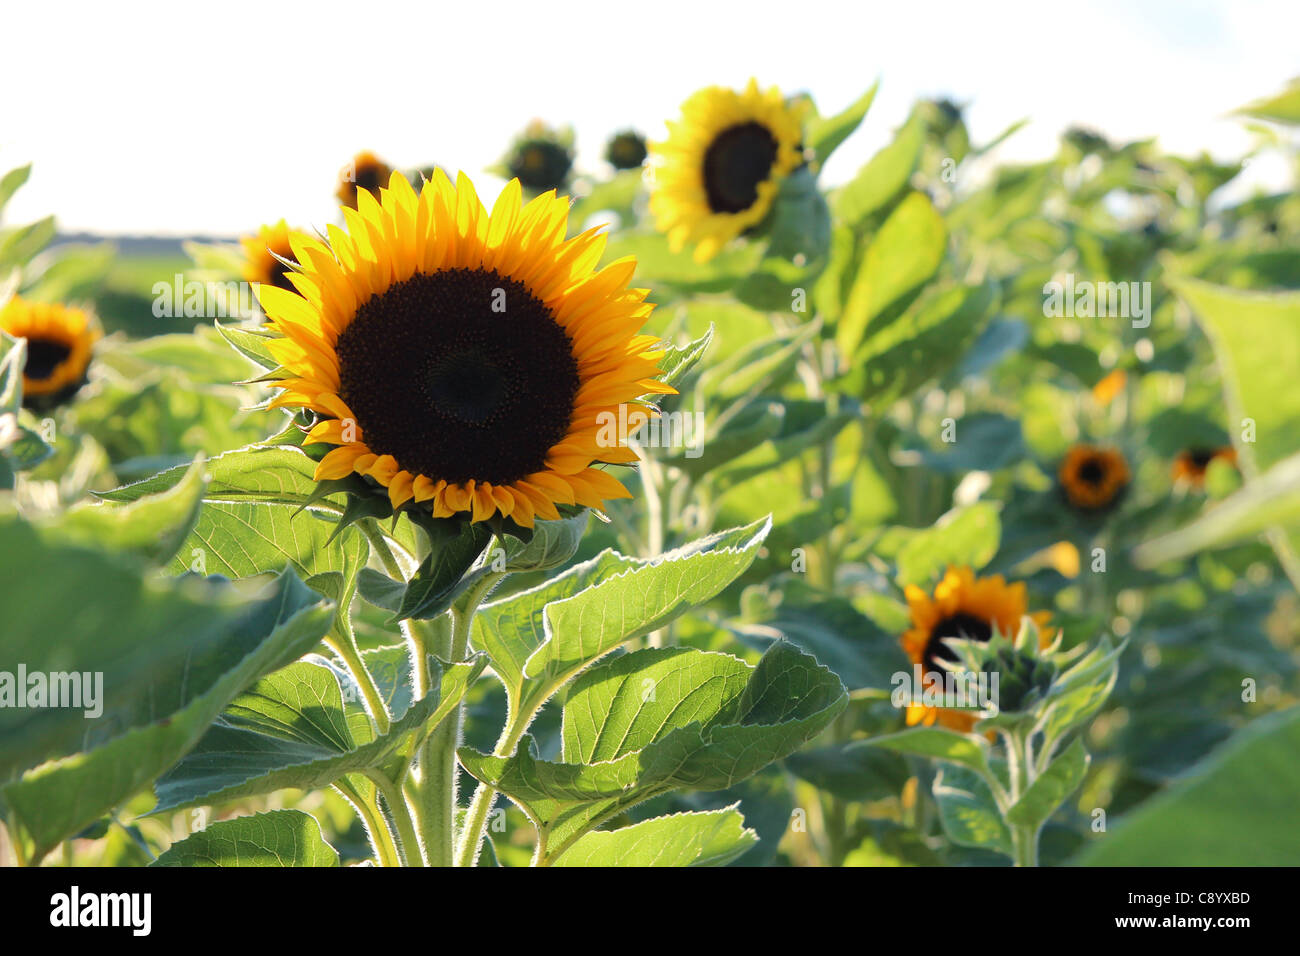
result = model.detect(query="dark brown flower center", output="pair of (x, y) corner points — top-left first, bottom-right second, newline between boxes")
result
(1078, 458), (1107, 485)
(24, 338), (72, 381)
(353, 163), (386, 195)
(334, 267), (580, 486)
(923, 613), (993, 675)
(1188, 448), (1217, 469)
(702, 122), (779, 214)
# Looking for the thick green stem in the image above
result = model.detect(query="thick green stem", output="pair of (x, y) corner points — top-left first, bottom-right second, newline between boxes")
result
(455, 708), (529, 867)
(335, 779), (401, 868)
(417, 570), (504, 867)
(324, 629), (390, 737)
(368, 770), (425, 867)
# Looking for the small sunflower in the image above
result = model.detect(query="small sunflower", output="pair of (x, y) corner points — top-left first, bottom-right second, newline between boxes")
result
(0, 296), (98, 405)
(649, 79), (806, 263)
(240, 220), (313, 293)
(1172, 446), (1236, 488)
(337, 151), (393, 210)
(1058, 444), (1131, 512)
(901, 566), (1053, 732)
(605, 130), (648, 171)
(259, 169), (673, 528)
(505, 125), (574, 194)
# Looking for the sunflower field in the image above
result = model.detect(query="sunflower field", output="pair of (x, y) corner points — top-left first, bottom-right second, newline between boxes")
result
(2, 69), (1299, 877)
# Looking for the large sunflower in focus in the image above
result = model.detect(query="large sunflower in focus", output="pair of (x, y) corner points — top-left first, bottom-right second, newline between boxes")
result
(0, 296), (98, 405)
(901, 566), (1052, 732)
(1058, 444), (1130, 512)
(241, 220), (313, 293)
(650, 80), (806, 263)
(260, 169), (673, 527)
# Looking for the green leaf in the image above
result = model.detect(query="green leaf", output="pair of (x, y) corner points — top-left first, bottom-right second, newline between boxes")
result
(35, 455), (206, 563)
(837, 191), (947, 358)
(933, 764), (1010, 854)
(216, 321), (281, 371)
(735, 589), (910, 693)
(502, 511), (587, 572)
(0, 164), (32, 216)
(460, 641), (846, 861)
(808, 82), (879, 167)
(552, 807), (757, 867)
(1235, 79), (1300, 125)
(0, 330), (24, 415)
(167, 500), (367, 599)
(833, 110), (925, 228)
(858, 726), (990, 776)
(785, 743), (909, 802)
(0, 215), (56, 269)
(1135, 451), (1300, 570)
(151, 809), (339, 867)
(853, 279), (996, 406)
(1005, 738), (1089, 830)
(97, 444), (324, 508)
(895, 502), (1001, 588)
(396, 520), (493, 620)
(0, 546), (332, 858)
(518, 517), (771, 715)
(153, 649), (486, 812)
(655, 325), (714, 392)
(1077, 707), (1300, 865)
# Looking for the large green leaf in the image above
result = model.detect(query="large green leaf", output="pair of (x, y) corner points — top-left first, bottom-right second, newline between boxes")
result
(808, 82), (879, 167)
(551, 807), (757, 867)
(517, 517), (771, 717)
(1076, 707), (1300, 865)
(153, 648), (486, 812)
(833, 110), (925, 228)
(33, 456), (207, 563)
(459, 641), (846, 863)
(98, 444), (327, 508)
(837, 191), (947, 359)
(0, 538), (332, 858)
(895, 502), (1001, 587)
(152, 809), (339, 867)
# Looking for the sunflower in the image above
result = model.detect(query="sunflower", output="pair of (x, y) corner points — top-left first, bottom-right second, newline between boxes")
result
(0, 296), (98, 405)
(241, 220), (313, 293)
(337, 151), (393, 210)
(649, 79), (806, 263)
(507, 137), (573, 194)
(1172, 446), (1236, 488)
(1058, 444), (1130, 512)
(901, 566), (1053, 732)
(605, 130), (648, 171)
(259, 169), (673, 528)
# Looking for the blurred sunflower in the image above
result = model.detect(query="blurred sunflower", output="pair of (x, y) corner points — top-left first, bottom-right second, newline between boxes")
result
(337, 151), (393, 210)
(605, 130), (647, 171)
(504, 124), (574, 194)
(1058, 444), (1130, 512)
(0, 296), (98, 406)
(259, 169), (673, 527)
(901, 566), (1053, 732)
(240, 220), (312, 293)
(1172, 446), (1236, 488)
(650, 79), (806, 262)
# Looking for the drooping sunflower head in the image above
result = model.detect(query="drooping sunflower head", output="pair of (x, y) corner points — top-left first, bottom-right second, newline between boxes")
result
(649, 79), (807, 263)
(605, 130), (648, 171)
(240, 220), (313, 293)
(337, 151), (393, 210)
(1058, 444), (1131, 512)
(0, 296), (99, 406)
(1172, 446), (1236, 488)
(259, 169), (674, 530)
(901, 566), (1052, 732)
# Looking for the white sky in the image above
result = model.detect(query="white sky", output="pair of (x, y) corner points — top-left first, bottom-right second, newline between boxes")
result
(2, 0), (1297, 236)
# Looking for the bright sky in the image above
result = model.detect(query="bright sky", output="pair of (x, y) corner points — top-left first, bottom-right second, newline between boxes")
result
(2, 0), (1297, 237)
